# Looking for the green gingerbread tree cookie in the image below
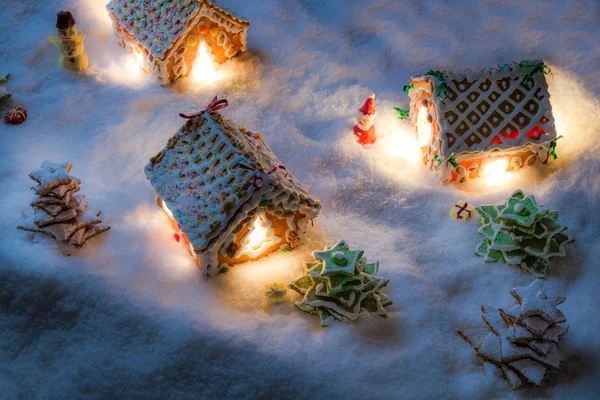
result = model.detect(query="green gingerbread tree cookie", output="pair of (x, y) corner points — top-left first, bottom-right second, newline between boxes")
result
(475, 189), (574, 276)
(289, 240), (393, 327)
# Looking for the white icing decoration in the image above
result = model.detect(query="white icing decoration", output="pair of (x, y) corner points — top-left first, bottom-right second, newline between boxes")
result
(511, 156), (523, 170)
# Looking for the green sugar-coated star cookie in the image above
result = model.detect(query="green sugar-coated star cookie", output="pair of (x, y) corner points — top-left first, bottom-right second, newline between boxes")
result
(312, 240), (363, 276)
(474, 189), (574, 276)
(289, 241), (392, 327)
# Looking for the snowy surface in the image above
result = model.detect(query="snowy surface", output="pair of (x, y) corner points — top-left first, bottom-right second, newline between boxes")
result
(1, 0), (600, 398)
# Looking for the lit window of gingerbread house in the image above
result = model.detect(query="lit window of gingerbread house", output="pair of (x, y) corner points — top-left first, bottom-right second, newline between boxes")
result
(107, 0), (249, 85)
(144, 102), (321, 277)
(407, 60), (558, 183)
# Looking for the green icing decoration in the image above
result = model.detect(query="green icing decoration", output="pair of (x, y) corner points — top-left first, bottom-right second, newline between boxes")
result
(549, 135), (564, 160)
(403, 84), (414, 95)
(519, 60), (552, 86)
(475, 189), (574, 276)
(426, 68), (450, 99)
(289, 240), (392, 327)
(258, 199), (269, 208)
(447, 153), (458, 168)
(394, 107), (409, 120)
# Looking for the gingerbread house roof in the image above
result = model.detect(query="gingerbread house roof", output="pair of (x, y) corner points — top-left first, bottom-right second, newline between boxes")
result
(106, 0), (249, 60)
(144, 111), (321, 253)
(410, 60), (557, 159)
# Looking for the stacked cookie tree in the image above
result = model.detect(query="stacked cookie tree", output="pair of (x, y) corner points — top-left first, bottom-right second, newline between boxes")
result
(459, 280), (568, 389)
(475, 189), (574, 276)
(18, 161), (110, 247)
(289, 240), (392, 326)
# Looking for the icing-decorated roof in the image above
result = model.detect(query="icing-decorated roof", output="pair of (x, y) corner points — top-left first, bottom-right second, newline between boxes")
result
(106, 0), (249, 59)
(409, 60), (557, 158)
(144, 111), (321, 252)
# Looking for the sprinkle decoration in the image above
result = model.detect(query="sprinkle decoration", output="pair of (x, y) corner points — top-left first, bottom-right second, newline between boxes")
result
(394, 107), (409, 120)
(403, 84), (414, 95)
(179, 96), (229, 119)
(426, 68), (450, 99)
(4, 106), (27, 125)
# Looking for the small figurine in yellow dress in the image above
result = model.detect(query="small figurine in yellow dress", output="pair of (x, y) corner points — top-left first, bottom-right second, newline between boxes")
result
(49, 11), (88, 71)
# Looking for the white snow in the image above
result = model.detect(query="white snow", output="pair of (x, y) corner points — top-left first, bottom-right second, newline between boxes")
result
(1, 0), (600, 398)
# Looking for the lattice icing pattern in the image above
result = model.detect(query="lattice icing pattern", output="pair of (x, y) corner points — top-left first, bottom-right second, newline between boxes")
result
(458, 280), (568, 389)
(144, 109), (320, 275)
(409, 60), (557, 159)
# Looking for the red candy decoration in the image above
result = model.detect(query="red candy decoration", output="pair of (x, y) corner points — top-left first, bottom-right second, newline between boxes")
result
(527, 126), (545, 140)
(4, 106), (27, 125)
(173, 233), (180, 243)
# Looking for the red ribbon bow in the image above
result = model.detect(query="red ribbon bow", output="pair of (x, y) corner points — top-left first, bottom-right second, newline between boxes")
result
(179, 96), (229, 119)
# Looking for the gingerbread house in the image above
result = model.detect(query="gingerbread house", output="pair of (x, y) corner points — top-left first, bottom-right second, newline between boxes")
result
(107, 0), (249, 85)
(144, 100), (321, 277)
(407, 60), (558, 183)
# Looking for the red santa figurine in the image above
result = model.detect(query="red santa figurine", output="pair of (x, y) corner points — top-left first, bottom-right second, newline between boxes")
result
(353, 94), (377, 145)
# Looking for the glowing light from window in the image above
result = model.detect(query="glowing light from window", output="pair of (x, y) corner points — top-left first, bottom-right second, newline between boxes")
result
(192, 41), (221, 84)
(382, 127), (422, 163)
(417, 105), (432, 147)
(244, 217), (270, 252)
(160, 199), (175, 219)
(481, 158), (512, 185)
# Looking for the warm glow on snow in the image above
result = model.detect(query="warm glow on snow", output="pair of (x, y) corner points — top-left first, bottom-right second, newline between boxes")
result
(381, 127), (422, 163)
(127, 48), (146, 74)
(99, 49), (149, 87)
(481, 158), (512, 185)
(417, 106), (432, 147)
(192, 41), (222, 84)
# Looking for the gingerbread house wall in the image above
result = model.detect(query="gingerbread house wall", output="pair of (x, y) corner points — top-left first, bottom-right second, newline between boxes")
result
(157, 196), (303, 271)
(162, 15), (247, 83)
(109, 7), (247, 85)
(109, 13), (172, 83)
(409, 80), (553, 184)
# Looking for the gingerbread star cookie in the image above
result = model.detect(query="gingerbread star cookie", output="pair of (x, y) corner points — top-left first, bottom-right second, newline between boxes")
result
(510, 280), (566, 323)
(29, 160), (73, 191)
